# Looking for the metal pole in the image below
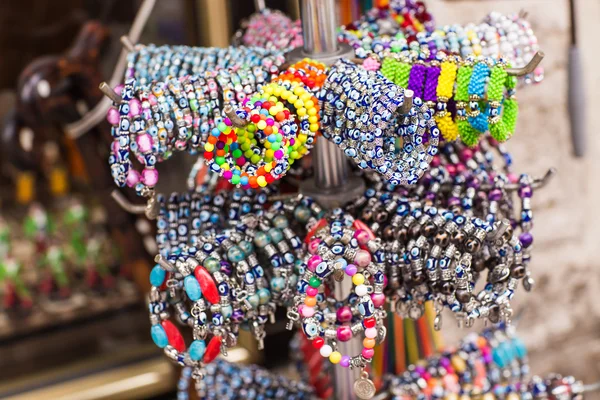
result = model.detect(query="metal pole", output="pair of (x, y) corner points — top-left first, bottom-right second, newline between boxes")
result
(292, 0), (364, 209)
(292, 1), (364, 399)
(254, 0), (266, 13)
(300, 0), (338, 55)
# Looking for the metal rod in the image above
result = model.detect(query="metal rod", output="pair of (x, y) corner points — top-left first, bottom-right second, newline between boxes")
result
(120, 35), (135, 52)
(111, 190), (146, 214)
(65, 0), (157, 139)
(506, 51), (545, 76)
(111, 190), (160, 219)
(253, 0), (266, 13)
(301, 0), (338, 56)
(474, 167), (556, 191)
(297, 2), (361, 398)
(400, 89), (414, 114)
(223, 104), (248, 128)
(314, 139), (349, 189)
(298, 0), (350, 191)
(99, 82), (123, 104)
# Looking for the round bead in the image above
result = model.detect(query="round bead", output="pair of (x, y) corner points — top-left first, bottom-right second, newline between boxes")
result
(370, 293), (386, 308)
(345, 264), (358, 276)
(363, 338), (376, 349)
(352, 273), (365, 286)
(308, 276), (321, 288)
(362, 347), (374, 359)
(364, 318), (376, 329)
(306, 287), (318, 297)
(312, 337), (325, 349)
(340, 356), (351, 368)
(365, 327), (377, 339)
(355, 284), (368, 296)
(336, 326), (353, 342)
(329, 351), (342, 364)
(354, 249), (371, 267)
(304, 296), (317, 307)
(320, 344), (333, 358)
(301, 306), (315, 317)
(336, 306), (353, 323)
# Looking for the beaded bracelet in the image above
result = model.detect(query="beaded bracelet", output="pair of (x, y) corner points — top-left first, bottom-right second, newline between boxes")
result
(467, 58), (492, 133)
(455, 58), (483, 147)
(125, 45), (285, 86)
(203, 101), (294, 188)
(320, 59), (439, 186)
(487, 61), (519, 142)
(235, 8), (303, 52)
(291, 212), (385, 395)
(435, 55), (459, 142)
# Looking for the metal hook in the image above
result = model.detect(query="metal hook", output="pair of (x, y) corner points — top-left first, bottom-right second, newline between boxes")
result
(223, 104), (247, 128)
(253, 0), (266, 13)
(154, 254), (176, 272)
(400, 89), (414, 115)
(99, 82), (123, 104)
(518, 9), (529, 19)
(111, 190), (160, 219)
(506, 51), (545, 76)
(478, 167), (556, 191)
(583, 381), (600, 393)
(531, 167), (557, 189)
(111, 190), (146, 214)
(120, 35), (135, 52)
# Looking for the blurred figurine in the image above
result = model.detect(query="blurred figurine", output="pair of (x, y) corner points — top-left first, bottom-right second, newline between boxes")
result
(0, 217), (34, 313)
(23, 204), (70, 299)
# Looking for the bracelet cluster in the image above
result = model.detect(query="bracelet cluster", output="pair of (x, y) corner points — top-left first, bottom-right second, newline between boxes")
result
(378, 53), (519, 146)
(341, 7), (542, 84)
(319, 59), (439, 186)
(234, 8), (303, 51)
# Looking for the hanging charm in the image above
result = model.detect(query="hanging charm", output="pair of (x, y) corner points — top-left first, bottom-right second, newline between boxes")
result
(354, 370), (376, 400)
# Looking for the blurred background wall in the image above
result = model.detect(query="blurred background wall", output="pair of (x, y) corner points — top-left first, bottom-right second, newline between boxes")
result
(426, 0), (600, 389)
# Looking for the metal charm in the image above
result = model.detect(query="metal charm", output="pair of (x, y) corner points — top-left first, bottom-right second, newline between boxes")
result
(354, 370), (376, 399)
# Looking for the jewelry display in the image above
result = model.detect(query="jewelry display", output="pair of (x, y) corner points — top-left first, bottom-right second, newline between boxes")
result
(90, 0), (598, 399)
(233, 8), (303, 51)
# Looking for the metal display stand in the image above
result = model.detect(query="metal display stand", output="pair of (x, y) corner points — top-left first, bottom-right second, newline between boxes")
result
(287, 1), (365, 398)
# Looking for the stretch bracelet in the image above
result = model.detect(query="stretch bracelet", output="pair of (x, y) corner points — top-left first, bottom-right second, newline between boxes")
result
(455, 58), (483, 147)
(488, 61), (519, 142)
(204, 99), (294, 188)
(467, 58), (492, 133)
(319, 59), (439, 186)
(435, 55), (459, 141)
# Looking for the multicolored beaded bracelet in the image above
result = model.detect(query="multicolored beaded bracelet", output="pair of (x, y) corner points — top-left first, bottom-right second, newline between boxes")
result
(487, 60), (519, 142)
(203, 99), (294, 188)
(455, 57), (483, 147)
(467, 58), (492, 133)
(292, 212), (385, 391)
(435, 55), (459, 141)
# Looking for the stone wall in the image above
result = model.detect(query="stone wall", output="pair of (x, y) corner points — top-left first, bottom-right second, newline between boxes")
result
(428, 0), (600, 391)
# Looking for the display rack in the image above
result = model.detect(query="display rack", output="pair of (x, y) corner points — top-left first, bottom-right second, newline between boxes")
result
(85, 1), (581, 399)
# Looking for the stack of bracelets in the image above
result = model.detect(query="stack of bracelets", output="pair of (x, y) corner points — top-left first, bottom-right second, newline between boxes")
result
(340, 4), (542, 84)
(97, 1), (592, 398)
(381, 323), (586, 400)
(376, 51), (518, 147)
(174, 324), (586, 400)
(233, 8), (303, 51)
